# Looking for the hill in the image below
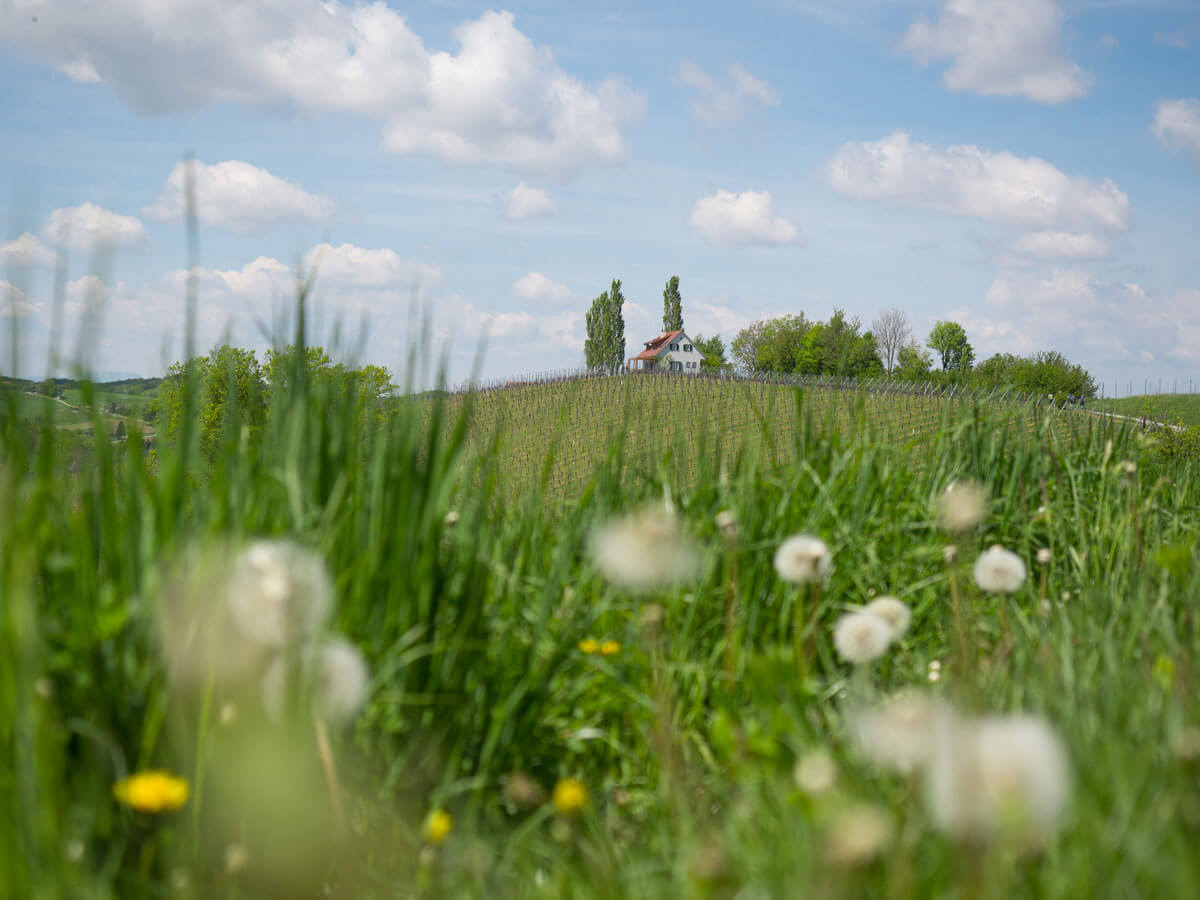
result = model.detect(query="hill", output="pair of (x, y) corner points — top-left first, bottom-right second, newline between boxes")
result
(1091, 394), (1200, 428)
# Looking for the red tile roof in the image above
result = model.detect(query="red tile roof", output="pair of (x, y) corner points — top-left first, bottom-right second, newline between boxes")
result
(630, 330), (684, 361)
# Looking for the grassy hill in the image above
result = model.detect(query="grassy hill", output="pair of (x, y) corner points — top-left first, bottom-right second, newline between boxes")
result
(8, 358), (1200, 899)
(1091, 393), (1200, 427)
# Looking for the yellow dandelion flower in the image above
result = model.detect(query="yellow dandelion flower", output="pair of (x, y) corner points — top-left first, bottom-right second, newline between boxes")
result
(552, 778), (588, 817)
(423, 809), (453, 846)
(599, 640), (621, 656)
(578, 639), (600, 655)
(113, 771), (189, 814)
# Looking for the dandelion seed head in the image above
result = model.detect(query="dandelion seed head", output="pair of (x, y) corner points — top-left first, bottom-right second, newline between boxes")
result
(1037, 548), (1052, 565)
(823, 804), (893, 867)
(927, 714), (1070, 843)
(228, 540), (333, 648)
(262, 638), (369, 725)
(793, 749), (837, 795)
(936, 480), (988, 533)
(774, 534), (832, 585)
(943, 544), (958, 564)
(851, 692), (952, 775)
(444, 510), (460, 527)
(590, 507), (699, 591)
(1119, 460), (1137, 475)
(225, 843), (250, 874)
(64, 839), (85, 863)
(864, 596), (911, 640)
(833, 611), (893, 664)
(715, 510), (738, 540)
(973, 546), (1027, 594)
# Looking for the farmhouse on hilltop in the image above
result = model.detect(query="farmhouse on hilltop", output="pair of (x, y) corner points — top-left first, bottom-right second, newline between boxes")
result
(626, 330), (706, 373)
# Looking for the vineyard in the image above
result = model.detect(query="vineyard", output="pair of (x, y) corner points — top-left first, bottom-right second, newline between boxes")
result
(436, 370), (1107, 500)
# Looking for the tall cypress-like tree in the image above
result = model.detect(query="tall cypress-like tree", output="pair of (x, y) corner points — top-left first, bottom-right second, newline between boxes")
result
(584, 278), (627, 372)
(662, 275), (683, 332)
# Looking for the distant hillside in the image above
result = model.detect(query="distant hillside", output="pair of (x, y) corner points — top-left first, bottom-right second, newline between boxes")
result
(1091, 395), (1200, 428)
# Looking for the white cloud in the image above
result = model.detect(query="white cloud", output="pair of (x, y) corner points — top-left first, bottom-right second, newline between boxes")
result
(828, 132), (1131, 231)
(42, 203), (148, 252)
(0, 4), (643, 177)
(506, 182), (555, 220)
(900, 0), (1090, 104)
(690, 190), (801, 247)
(1152, 98), (1200, 168)
(1011, 231), (1109, 260)
(300, 243), (441, 292)
(513, 272), (571, 304)
(674, 61), (779, 126)
(1098, 34), (1118, 50)
(0, 232), (57, 268)
(1, 281), (40, 318)
(142, 160), (333, 233)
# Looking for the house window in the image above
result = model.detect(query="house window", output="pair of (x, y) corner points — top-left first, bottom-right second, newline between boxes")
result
(683, 344), (692, 352)
(669, 343), (679, 351)
(670, 361), (682, 371)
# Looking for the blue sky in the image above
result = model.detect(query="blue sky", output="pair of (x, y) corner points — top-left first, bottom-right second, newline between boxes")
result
(1, 0), (1198, 394)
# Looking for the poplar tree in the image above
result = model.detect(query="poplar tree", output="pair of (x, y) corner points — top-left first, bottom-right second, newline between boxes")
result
(662, 275), (683, 332)
(584, 278), (627, 372)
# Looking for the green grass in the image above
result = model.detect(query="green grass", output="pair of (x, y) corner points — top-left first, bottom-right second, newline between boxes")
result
(1092, 393), (1200, 427)
(3, 344), (1200, 899)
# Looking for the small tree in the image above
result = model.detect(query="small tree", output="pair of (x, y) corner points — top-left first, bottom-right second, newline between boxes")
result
(584, 279), (626, 373)
(872, 307), (911, 375)
(692, 333), (729, 371)
(662, 276), (683, 332)
(927, 321), (975, 373)
(896, 341), (934, 380)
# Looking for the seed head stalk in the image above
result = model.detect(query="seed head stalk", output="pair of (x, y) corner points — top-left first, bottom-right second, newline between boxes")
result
(314, 715), (346, 837)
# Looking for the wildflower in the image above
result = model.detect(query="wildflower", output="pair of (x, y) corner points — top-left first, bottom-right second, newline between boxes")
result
(1036, 547), (1052, 565)
(113, 771), (190, 814)
(599, 640), (621, 656)
(424, 809), (453, 846)
(715, 510), (738, 541)
(552, 778), (588, 817)
(972, 546), (1027, 594)
(935, 480), (988, 533)
(823, 804), (893, 867)
(851, 692), (952, 775)
(793, 749), (837, 795)
(926, 714), (1070, 844)
(227, 540), (333, 648)
(773, 534), (832, 585)
(590, 507), (699, 591)
(578, 638), (600, 654)
(502, 772), (546, 810)
(864, 596), (911, 640)
(833, 611), (892, 664)
(262, 638), (370, 725)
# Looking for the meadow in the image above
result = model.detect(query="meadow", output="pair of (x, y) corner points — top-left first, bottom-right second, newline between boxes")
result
(3, 342), (1200, 899)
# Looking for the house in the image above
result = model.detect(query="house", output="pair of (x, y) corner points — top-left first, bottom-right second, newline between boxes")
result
(626, 329), (706, 373)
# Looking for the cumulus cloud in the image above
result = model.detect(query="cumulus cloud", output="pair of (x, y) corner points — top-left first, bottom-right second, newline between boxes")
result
(900, 0), (1090, 104)
(674, 61), (779, 126)
(142, 160), (333, 233)
(42, 203), (148, 252)
(1011, 231), (1109, 260)
(1, 281), (40, 318)
(300, 243), (441, 292)
(0, 232), (57, 268)
(690, 190), (801, 247)
(828, 132), (1131, 232)
(513, 272), (571, 304)
(1152, 98), (1200, 168)
(506, 182), (555, 220)
(0, 4), (642, 177)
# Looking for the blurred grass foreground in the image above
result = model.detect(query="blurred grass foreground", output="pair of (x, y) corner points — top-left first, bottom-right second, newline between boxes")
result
(3, 287), (1200, 899)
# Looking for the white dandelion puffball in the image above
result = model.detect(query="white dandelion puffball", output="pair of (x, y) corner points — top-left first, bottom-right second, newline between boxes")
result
(823, 804), (894, 867)
(793, 749), (837, 795)
(864, 596), (911, 640)
(589, 507), (699, 591)
(262, 638), (370, 725)
(774, 534), (832, 585)
(227, 540), (333, 647)
(973, 546), (1027, 594)
(851, 692), (953, 775)
(833, 611), (893, 664)
(935, 480), (988, 533)
(926, 714), (1070, 843)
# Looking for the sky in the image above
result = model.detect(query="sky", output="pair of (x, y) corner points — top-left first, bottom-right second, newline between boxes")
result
(0, 0), (1198, 395)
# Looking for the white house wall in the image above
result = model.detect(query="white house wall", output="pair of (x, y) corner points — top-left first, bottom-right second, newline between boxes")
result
(656, 332), (706, 373)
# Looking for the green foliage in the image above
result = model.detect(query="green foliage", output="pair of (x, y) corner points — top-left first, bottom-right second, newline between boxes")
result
(662, 275), (683, 332)
(973, 351), (1097, 398)
(730, 313), (811, 374)
(153, 344), (267, 458)
(730, 310), (881, 376)
(895, 340), (934, 380)
(692, 333), (729, 371)
(584, 278), (626, 372)
(927, 320), (975, 372)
